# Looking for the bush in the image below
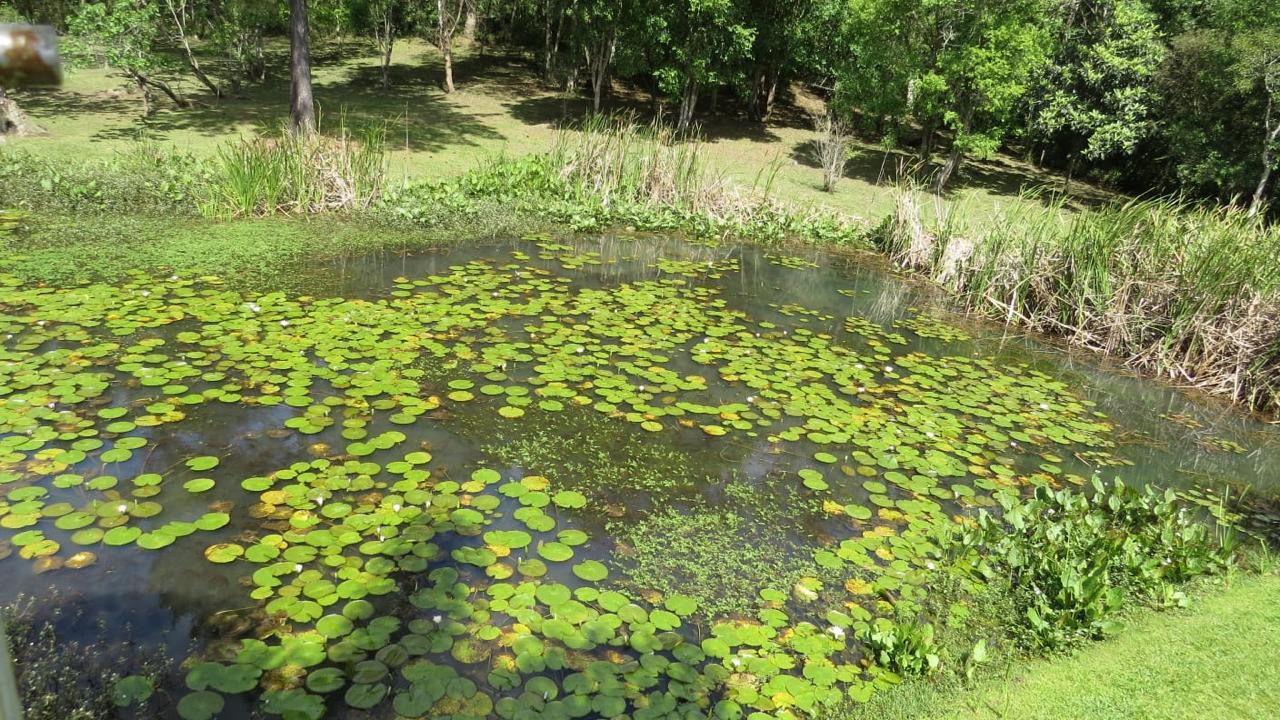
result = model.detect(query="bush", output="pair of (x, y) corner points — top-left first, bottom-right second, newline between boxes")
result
(956, 477), (1237, 651)
(0, 144), (209, 214)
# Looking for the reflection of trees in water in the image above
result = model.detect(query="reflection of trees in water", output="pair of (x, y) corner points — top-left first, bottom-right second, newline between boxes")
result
(2, 587), (180, 720)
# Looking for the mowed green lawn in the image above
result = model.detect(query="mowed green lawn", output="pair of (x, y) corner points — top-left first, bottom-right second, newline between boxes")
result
(849, 572), (1280, 720)
(4, 38), (1111, 226)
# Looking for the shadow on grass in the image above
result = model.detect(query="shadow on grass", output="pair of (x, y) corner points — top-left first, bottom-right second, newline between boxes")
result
(788, 137), (1115, 210)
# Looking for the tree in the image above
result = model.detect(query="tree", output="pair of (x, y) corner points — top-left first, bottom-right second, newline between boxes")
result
(430, 0), (469, 93)
(65, 1), (191, 116)
(742, 0), (817, 121)
(640, 0), (755, 132)
(367, 0), (406, 89)
(835, 0), (1049, 190)
(1156, 0), (1279, 212)
(209, 0), (279, 93)
(1225, 4), (1280, 215)
(290, 0), (317, 133)
(912, 0), (1051, 191)
(164, 0), (223, 98)
(575, 0), (625, 111)
(1027, 0), (1166, 191)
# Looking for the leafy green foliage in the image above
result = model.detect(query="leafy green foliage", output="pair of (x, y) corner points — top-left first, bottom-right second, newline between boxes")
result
(957, 477), (1237, 650)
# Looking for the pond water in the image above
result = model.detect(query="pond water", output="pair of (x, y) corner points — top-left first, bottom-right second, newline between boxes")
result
(0, 233), (1276, 720)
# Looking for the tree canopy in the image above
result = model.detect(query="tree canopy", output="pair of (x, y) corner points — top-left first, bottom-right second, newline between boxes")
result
(7, 0), (1279, 208)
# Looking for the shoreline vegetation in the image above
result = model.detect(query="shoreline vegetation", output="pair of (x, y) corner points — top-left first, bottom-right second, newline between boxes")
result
(3, 115), (1278, 419)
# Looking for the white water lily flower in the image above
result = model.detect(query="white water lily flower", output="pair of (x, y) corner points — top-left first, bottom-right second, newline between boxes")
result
(295, 564), (303, 573)
(279, 320), (290, 327)
(432, 614), (443, 623)
(141, 290), (150, 297)
(730, 657), (742, 668)
(884, 365), (894, 373)
(392, 504), (402, 512)
(117, 504), (128, 513)
(1039, 403), (1050, 410)
(828, 626), (845, 639)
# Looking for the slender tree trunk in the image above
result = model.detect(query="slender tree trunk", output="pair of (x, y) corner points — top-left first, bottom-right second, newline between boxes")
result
(675, 79), (698, 133)
(543, 1), (555, 79)
(918, 120), (935, 162)
(1248, 96), (1280, 218)
(289, 0), (316, 134)
(166, 0), (221, 98)
(438, 0), (458, 94)
(375, 12), (395, 90)
(585, 30), (616, 113)
(933, 108), (972, 193)
(934, 142), (962, 193)
(464, 3), (477, 40)
(441, 43), (455, 93)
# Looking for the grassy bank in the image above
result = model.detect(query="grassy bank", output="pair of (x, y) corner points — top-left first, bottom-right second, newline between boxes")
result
(4, 38), (1104, 226)
(843, 571), (1280, 720)
(877, 192), (1280, 415)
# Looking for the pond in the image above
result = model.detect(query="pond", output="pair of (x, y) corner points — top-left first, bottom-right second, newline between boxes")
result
(0, 233), (1276, 720)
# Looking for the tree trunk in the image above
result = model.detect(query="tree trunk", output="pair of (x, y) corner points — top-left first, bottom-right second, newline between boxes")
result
(933, 107), (972, 193)
(585, 30), (616, 113)
(442, 42), (455, 93)
(746, 66), (779, 122)
(289, 0), (316, 134)
(1248, 98), (1280, 218)
(543, 1), (555, 79)
(439, 0), (456, 93)
(0, 87), (47, 137)
(464, 3), (477, 40)
(166, 0), (221, 98)
(918, 120), (935, 162)
(675, 79), (698, 133)
(934, 142), (962, 193)
(377, 14), (395, 90)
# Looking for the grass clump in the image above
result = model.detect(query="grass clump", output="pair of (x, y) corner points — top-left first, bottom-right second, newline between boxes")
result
(377, 115), (867, 246)
(210, 121), (388, 217)
(877, 188), (1280, 414)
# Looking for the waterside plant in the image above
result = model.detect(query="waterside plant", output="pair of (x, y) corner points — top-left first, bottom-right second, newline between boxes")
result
(875, 188), (1280, 416)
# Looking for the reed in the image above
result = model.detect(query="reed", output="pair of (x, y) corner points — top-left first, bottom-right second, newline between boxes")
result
(877, 183), (1280, 413)
(538, 113), (859, 243)
(208, 116), (388, 217)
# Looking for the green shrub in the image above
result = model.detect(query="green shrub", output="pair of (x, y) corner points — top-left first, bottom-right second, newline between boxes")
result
(0, 144), (209, 214)
(860, 618), (941, 678)
(956, 477), (1237, 651)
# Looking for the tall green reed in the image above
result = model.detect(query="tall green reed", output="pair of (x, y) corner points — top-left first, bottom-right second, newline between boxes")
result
(878, 182), (1280, 413)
